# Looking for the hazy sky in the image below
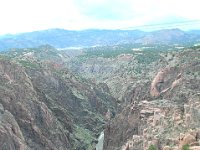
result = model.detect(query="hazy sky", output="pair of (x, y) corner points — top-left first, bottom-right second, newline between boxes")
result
(0, 0), (200, 35)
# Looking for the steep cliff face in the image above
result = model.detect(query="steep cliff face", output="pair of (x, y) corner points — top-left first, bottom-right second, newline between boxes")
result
(103, 48), (200, 150)
(0, 56), (117, 149)
(0, 59), (73, 149)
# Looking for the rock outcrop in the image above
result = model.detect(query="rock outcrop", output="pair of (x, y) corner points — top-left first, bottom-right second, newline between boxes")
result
(150, 67), (182, 97)
(0, 59), (73, 149)
(0, 57), (117, 149)
(103, 48), (200, 150)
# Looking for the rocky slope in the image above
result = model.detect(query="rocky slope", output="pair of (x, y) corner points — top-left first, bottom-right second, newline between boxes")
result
(103, 48), (200, 150)
(0, 46), (117, 149)
(66, 44), (172, 107)
(0, 43), (199, 150)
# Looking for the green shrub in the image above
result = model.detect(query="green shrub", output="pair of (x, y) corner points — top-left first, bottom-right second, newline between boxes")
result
(148, 144), (157, 150)
(182, 144), (190, 150)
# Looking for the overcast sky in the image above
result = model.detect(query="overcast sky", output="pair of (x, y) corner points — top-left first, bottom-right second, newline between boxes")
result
(0, 0), (200, 35)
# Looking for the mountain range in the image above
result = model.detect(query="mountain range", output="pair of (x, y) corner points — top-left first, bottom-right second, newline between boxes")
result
(0, 28), (200, 51)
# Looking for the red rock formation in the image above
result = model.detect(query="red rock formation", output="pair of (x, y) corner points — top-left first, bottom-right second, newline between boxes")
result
(150, 68), (170, 97)
(150, 67), (182, 97)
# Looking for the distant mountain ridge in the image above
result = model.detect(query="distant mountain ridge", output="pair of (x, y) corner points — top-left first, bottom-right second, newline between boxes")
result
(0, 28), (200, 50)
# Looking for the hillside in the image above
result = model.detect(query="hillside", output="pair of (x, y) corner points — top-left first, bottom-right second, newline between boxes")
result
(65, 44), (185, 105)
(61, 44), (200, 149)
(0, 46), (117, 149)
(102, 48), (200, 150)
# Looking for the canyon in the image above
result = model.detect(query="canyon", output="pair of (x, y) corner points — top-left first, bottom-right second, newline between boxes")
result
(0, 31), (199, 150)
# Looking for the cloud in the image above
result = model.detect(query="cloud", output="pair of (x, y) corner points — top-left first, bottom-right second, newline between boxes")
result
(73, 0), (135, 20)
(0, 0), (86, 34)
(72, 0), (200, 29)
(0, 0), (199, 34)
(73, 0), (165, 20)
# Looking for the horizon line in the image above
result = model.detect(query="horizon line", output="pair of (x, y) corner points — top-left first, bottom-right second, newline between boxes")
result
(0, 26), (200, 37)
